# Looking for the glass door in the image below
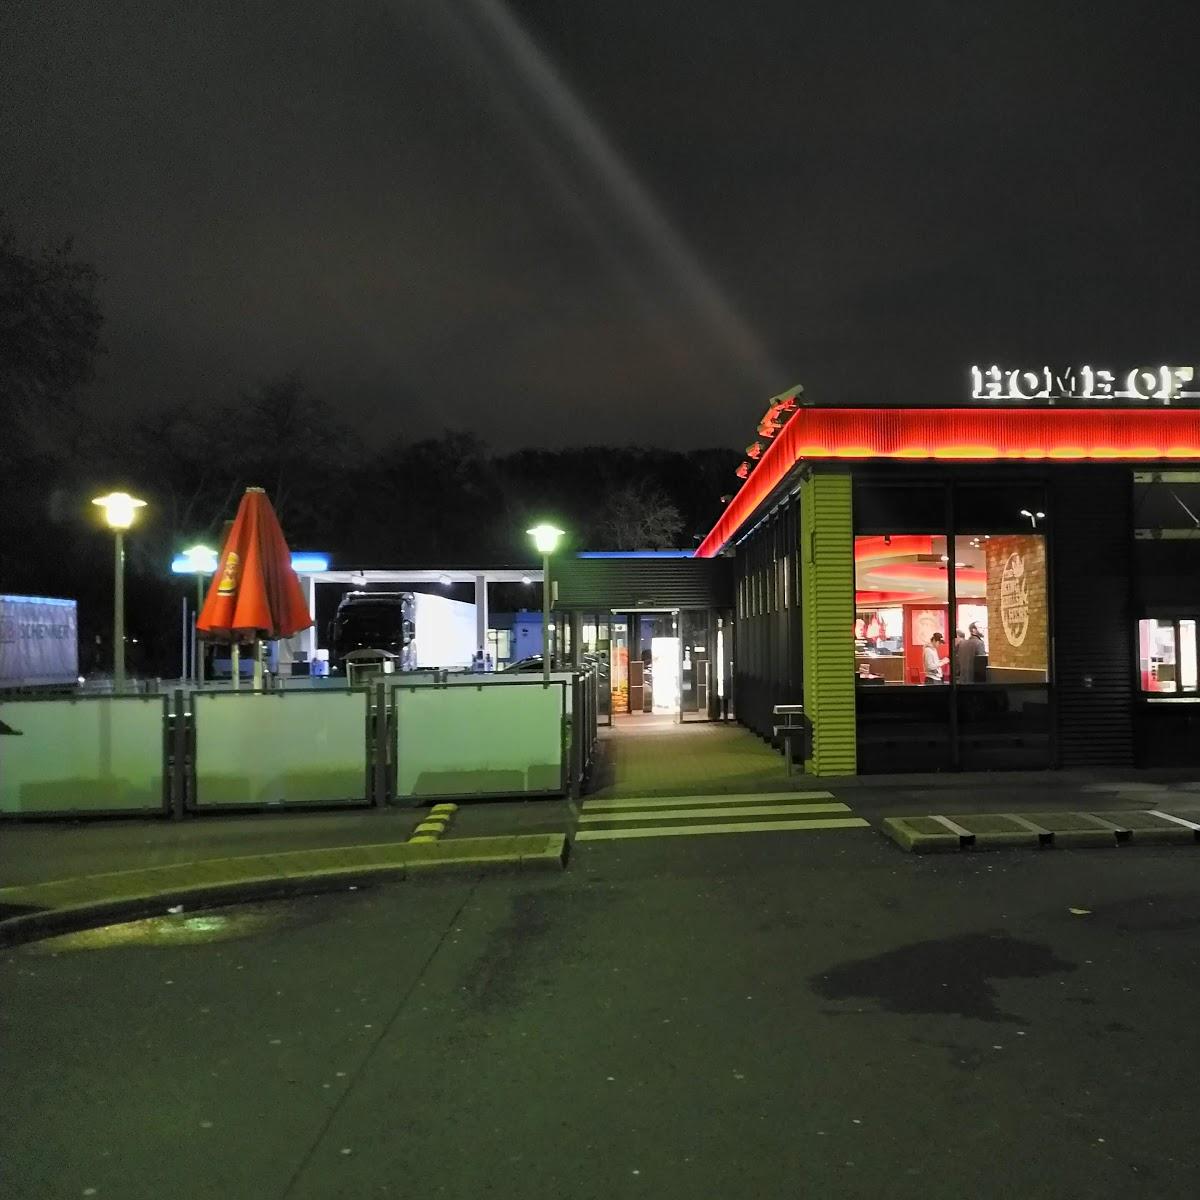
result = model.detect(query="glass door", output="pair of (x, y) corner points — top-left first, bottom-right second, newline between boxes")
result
(579, 612), (613, 727)
(679, 609), (712, 722)
(610, 617), (630, 716)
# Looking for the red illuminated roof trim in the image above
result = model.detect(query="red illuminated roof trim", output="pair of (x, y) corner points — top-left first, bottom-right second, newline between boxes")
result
(694, 406), (1200, 558)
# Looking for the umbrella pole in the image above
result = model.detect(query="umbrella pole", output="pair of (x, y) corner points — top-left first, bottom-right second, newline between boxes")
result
(231, 640), (240, 691)
(253, 638), (264, 691)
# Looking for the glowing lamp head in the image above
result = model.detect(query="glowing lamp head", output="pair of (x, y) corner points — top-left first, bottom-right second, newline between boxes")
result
(92, 491), (146, 530)
(180, 544), (218, 574)
(527, 523), (565, 555)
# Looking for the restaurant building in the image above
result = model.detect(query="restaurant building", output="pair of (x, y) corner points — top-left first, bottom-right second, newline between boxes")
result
(557, 368), (1200, 775)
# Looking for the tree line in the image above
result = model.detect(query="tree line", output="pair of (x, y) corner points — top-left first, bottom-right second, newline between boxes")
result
(1, 216), (736, 675)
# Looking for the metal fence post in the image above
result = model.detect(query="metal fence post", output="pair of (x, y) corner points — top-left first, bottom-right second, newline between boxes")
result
(571, 673), (583, 798)
(373, 680), (388, 807)
(171, 688), (187, 819)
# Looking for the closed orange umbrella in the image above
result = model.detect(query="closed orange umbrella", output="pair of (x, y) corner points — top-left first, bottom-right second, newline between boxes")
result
(197, 487), (312, 645)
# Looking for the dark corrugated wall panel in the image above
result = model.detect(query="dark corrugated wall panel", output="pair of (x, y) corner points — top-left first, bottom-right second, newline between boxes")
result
(553, 556), (733, 610)
(1053, 466), (1134, 766)
(732, 503), (802, 741)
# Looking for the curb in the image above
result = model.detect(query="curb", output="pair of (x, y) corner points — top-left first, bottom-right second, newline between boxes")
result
(882, 810), (1200, 854)
(0, 833), (569, 948)
(409, 802), (459, 845)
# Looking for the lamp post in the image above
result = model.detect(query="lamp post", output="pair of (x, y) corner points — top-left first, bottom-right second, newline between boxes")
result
(178, 544), (218, 682)
(527, 524), (565, 683)
(92, 492), (147, 693)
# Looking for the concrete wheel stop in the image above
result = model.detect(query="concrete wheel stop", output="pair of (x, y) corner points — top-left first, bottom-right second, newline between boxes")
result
(882, 810), (1200, 853)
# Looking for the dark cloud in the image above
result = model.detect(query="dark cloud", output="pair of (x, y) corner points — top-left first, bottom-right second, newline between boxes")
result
(2, 0), (1197, 448)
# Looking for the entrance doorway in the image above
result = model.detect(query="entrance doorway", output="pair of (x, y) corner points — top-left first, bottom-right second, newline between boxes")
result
(579, 609), (720, 724)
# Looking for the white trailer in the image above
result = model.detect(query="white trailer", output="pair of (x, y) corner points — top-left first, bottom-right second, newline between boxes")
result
(0, 595), (79, 687)
(410, 592), (478, 670)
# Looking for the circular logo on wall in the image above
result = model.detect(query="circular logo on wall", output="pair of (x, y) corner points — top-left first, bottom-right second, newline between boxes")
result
(217, 551), (240, 596)
(1000, 552), (1029, 646)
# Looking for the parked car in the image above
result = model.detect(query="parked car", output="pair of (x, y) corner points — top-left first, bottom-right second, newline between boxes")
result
(502, 655), (544, 673)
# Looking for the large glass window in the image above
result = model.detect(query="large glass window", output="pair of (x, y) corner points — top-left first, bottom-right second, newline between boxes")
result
(1138, 618), (1199, 693)
(855, 534), (950, 685)
(854, 530), (1048, 686)
(486, 628), (512, 664)
(953, 533), (1049, 684)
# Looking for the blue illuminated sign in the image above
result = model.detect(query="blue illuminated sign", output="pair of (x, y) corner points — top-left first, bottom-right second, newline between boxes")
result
(171, 551), (329, 574)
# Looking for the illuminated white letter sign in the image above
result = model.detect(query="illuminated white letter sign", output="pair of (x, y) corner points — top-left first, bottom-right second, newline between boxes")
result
(970, 365), (1197, 405)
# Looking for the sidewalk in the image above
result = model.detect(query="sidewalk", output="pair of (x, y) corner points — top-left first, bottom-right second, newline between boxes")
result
(0, 807), (414, 888)
(587, 720), (802, 798)
(0, 800), (578, 892)
(4, 718), (1200, 894)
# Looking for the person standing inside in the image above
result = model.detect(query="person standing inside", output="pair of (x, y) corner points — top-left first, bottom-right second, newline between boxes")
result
(923, 631), (949, 683)
(964, 622), (986, 683)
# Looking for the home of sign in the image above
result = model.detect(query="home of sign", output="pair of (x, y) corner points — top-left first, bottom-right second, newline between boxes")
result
(971, 365), (1198, 404)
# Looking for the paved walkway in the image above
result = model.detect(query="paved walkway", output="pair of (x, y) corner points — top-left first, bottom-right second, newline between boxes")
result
(588, 718), (796, 798)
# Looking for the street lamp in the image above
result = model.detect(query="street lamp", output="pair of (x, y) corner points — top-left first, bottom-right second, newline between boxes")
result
(178, 544), (217, 682)
(1019, 508), (1046, 529)
(92, 491), (147, 692)
(527, 523), (565, 683)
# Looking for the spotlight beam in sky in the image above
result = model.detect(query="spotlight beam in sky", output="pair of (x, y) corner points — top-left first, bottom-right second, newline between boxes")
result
(443, 0), (784, 392)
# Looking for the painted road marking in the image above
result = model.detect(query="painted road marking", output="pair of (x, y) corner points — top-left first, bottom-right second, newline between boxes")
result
(1149, 810), (1200, 831)
(930, 814), (974, 837)
(575, 817), (870, 842)
(579, 802), (851, 824)
(581, 791), (834, 812)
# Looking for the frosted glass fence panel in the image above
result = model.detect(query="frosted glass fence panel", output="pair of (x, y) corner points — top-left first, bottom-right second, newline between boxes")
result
(193, 690), (370, 808)
(0, 696), (166, 815)
(394, 680), (565, 799)
(391, 672), (576, 713)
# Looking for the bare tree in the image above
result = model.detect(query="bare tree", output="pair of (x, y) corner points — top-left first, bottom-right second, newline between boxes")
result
(594, 481), (684, 549)
(0, 214), (102, 449)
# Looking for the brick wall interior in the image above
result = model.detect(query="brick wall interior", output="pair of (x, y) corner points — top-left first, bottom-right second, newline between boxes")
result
(985, 534), (1048, 672)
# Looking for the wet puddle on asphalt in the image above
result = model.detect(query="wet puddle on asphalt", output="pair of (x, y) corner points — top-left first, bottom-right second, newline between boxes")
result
(21, 900), (327, 954)
(811, 931), (1077, 1023)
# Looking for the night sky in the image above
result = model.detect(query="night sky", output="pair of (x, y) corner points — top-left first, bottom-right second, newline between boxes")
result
(3, 1), (1197, 449)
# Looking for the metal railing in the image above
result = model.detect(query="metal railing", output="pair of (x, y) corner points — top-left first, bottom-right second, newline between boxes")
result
(772, 703), (808, 776)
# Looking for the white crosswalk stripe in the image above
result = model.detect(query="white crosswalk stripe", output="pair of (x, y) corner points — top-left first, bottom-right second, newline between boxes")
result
(575, 791), (870, 842)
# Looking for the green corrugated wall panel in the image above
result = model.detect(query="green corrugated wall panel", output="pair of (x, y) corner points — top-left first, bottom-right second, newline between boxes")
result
(800, 471), (856, 775)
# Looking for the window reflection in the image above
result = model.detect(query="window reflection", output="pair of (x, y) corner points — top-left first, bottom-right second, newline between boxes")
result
(1139, 619), (1177, 692)
(1182, 621), (1197, 691)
